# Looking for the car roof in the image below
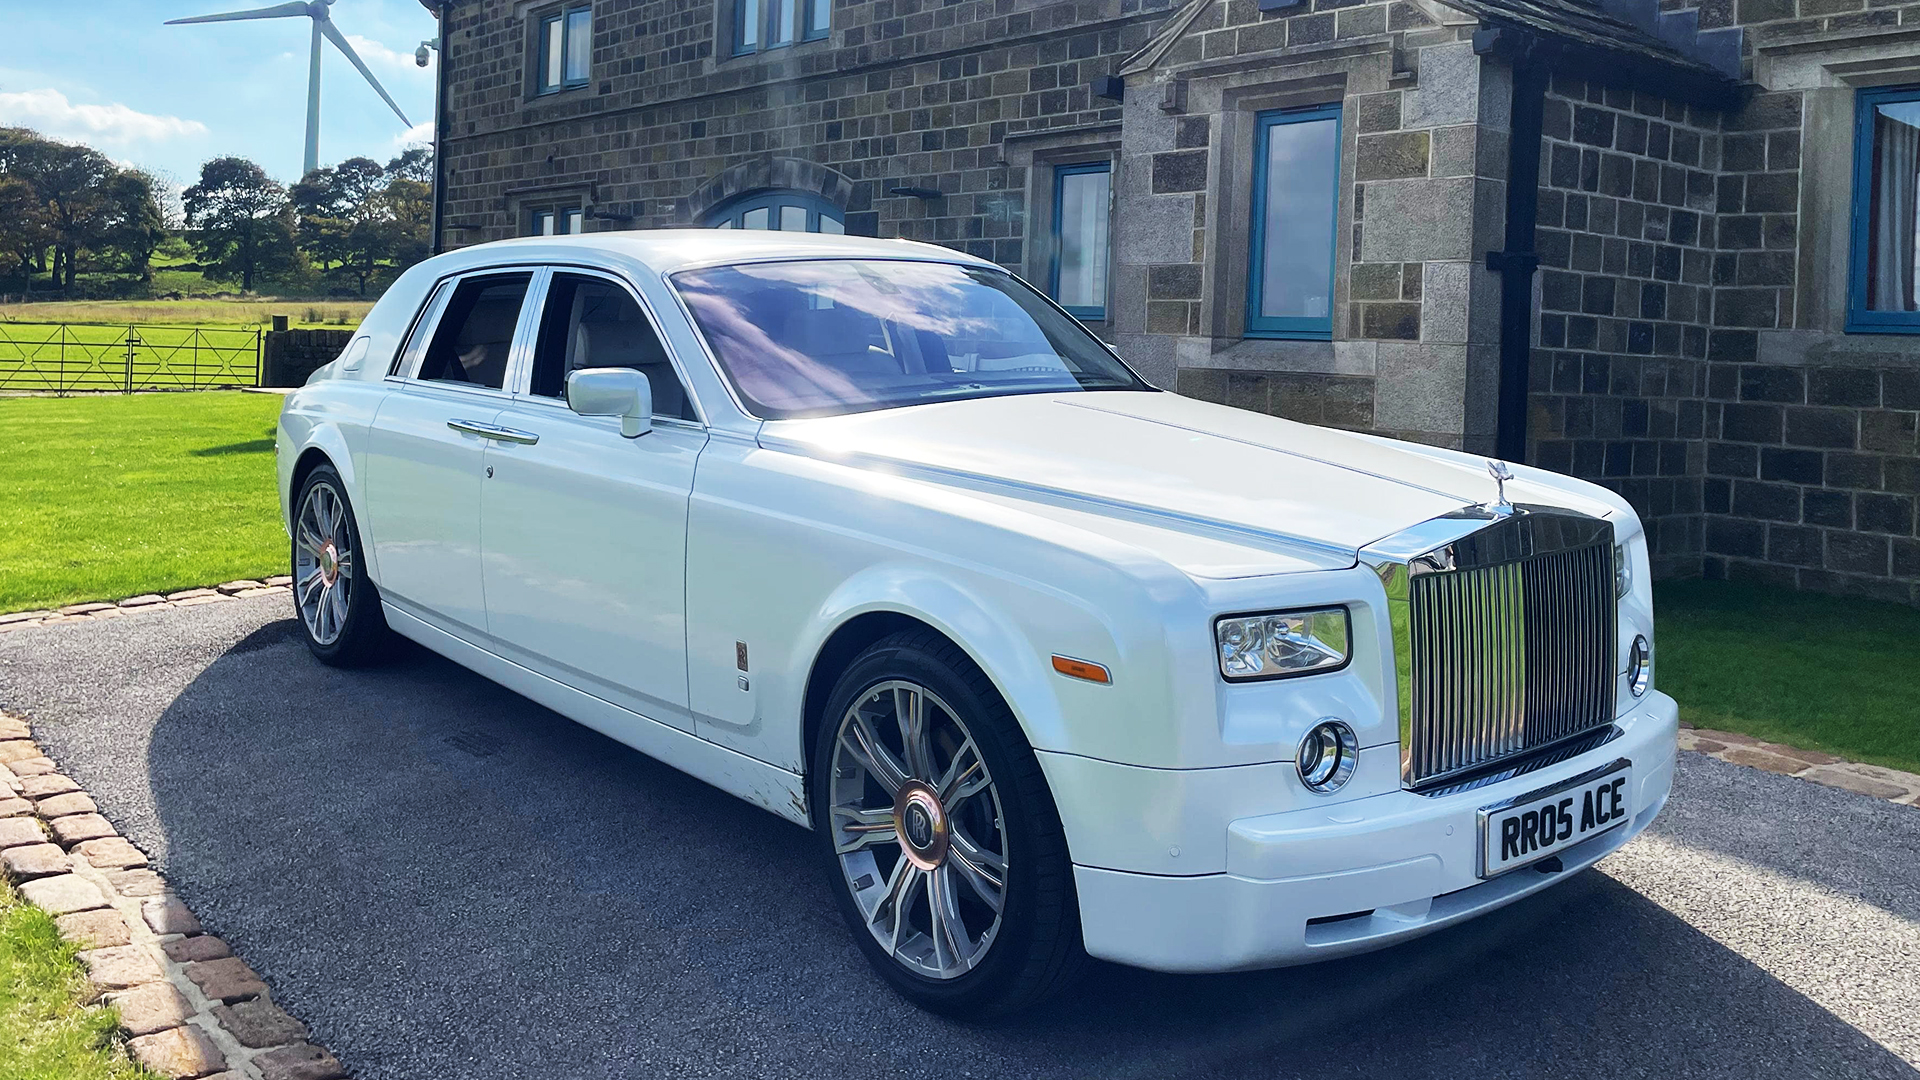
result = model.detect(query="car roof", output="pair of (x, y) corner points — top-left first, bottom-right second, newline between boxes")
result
(423, 230), (998, 278)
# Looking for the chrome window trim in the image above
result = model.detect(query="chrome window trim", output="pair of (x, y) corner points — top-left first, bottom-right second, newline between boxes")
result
(515, 262), (708, 426)
(393, 267), (544, 396)
(1362, 503), (1617, 791)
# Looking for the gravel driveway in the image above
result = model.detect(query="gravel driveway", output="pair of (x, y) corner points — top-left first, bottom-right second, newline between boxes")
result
(2, 596), (1916, 1080)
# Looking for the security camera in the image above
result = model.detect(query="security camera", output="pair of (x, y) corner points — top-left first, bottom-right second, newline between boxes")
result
(415, 41), (435, 67)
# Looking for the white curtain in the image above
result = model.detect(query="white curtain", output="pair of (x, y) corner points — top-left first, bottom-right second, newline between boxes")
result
(1870, 111), (1920, 311)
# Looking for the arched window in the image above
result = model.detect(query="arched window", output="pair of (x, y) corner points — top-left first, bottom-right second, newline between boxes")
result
(702, 189), (844, 234)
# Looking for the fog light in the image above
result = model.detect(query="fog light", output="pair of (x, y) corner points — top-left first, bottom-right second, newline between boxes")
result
(1627, 634), (1652, 697)
(1297, 719), (1357, 793)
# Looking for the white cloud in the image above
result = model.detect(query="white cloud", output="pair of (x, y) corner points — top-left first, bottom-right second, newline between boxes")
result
(0, 88), (207, 144)
(392, 120), (434, 149)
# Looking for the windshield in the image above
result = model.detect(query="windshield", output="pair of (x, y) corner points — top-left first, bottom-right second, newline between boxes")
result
(671, 259), (1150, 419)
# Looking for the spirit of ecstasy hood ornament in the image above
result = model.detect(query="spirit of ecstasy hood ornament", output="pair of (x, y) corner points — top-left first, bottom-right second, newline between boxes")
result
(1487, 459), (1514, 510)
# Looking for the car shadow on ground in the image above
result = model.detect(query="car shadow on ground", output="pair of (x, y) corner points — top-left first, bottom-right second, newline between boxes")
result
(139, 620), (1918, 1080)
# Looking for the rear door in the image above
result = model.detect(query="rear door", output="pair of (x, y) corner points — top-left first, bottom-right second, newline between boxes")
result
(479, 268), (708, 729)
(362, 270), (537, 636)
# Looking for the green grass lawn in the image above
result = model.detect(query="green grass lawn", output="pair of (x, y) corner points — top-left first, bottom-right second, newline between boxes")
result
(0, 883), (158, 1080)
(0, 298), (369, 328)
(1656, 579), (1920, 775)
(0, 393), (288, 613)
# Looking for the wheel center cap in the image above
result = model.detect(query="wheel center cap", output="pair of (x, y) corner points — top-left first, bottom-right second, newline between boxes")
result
(318, 542), (339, 585)
(894, 782), (949, 870)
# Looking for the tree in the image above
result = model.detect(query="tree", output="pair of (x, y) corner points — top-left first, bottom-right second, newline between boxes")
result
(184, 157), (298, 291)
(96, 169), (167, 281)
(386, 146), (433, 184)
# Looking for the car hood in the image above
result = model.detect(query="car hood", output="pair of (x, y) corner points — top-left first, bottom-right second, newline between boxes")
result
(756, 391), (1619, 575)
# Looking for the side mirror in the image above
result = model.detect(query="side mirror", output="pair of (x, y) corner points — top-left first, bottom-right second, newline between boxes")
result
(565, 368), (653, 438)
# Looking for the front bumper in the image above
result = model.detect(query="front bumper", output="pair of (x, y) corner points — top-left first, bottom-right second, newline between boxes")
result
(1069, 691), (1678, 973)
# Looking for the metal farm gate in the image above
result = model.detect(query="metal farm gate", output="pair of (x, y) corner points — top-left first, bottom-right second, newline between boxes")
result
(0, 323), (263, 393)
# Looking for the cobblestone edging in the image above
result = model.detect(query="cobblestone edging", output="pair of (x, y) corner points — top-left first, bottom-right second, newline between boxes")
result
(0, 713), (345, 1080)
(1679, 724), (1920, 807)
(0, 577), (295, 634)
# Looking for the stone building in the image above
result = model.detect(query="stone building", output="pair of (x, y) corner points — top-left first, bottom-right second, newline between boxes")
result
(424, 0), (1920, 602)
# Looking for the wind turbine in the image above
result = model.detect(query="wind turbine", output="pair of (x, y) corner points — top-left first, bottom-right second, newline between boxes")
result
(166, 1), (414, 179)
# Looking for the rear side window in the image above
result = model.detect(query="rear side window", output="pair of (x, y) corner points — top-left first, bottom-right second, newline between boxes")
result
(530, 273), (695, 420)
(416, 273), (534, 389)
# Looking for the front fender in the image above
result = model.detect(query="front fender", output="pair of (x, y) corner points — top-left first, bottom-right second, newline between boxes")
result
(786, 562), (1089, 770)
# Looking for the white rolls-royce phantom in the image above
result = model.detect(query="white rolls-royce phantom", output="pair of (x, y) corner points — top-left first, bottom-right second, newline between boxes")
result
(275, 232), (1676, 1016)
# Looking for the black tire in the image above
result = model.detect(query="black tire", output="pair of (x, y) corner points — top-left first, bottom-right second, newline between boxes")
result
(291, 463), (391, 667)
(810, 629), (1086, 1017)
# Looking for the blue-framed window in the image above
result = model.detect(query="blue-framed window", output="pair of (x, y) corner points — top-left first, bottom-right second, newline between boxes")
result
(536, 5), (591, 93)
(528, 206), (584, 236)
(1048, 162), (1111, 321)
(1247, 104), (1341, 340)
(733, 0), (829, 56)
(703, 189), (844, 233)
(1848, 84), (1920, 333)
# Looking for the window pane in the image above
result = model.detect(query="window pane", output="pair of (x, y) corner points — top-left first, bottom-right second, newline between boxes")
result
(779, 204), (808, 231)
(1255, 114), (1339, 323)
(715, 219), (735, 228)
(1866, 98), (1920, 312)
(418, 274), (532, 390)
(742, 207), (770, 229)
(808, 0), (830, 35)
(532, 210), (554, 235)
(1054, 166), (1110, 314)
(564, 8), (591, 83)
(737, 0), (760, 50)
(530, 274), (692, 417)
(817, 214), (844, 235)
(541, 16), (562, 89)
(673, 260), (1150, 419)
(772, 0), (797, 43)
(561, 208), (583, 234)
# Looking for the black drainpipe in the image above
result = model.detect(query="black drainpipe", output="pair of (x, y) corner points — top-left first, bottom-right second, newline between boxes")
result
(1474, 27), (1547, 464)
(430, 1), (452, 255)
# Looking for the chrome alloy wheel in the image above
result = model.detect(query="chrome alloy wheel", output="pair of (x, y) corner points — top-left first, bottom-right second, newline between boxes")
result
(293, 480), (353, 646)
(829, 680), (1008, 980)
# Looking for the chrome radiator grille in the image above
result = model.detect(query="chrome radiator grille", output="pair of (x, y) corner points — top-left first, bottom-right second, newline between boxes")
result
(1403, 535), (1617, 788)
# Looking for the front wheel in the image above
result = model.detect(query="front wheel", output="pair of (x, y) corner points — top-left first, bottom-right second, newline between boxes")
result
(811, 630), (1085, 1017)
(291, 463), (390, 666)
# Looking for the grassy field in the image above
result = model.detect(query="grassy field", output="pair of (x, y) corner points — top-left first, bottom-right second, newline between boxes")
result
(0, 298), (369, 328)
(1656, 579), (1920, 774)
(0, 883), (157, 1080)
(0, 393), (287, 613)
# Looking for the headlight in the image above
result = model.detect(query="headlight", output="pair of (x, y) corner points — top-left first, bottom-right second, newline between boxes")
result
(1614, 543), (1630, 598)
(1627, 634), (1652, 697)
(1215, 607), (1349, 681)
(1297, 719), (1358, 792)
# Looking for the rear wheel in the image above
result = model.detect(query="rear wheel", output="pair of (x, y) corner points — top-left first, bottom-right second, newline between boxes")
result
(292, 464), (390, 666)
(811, 630), (1085, 1016)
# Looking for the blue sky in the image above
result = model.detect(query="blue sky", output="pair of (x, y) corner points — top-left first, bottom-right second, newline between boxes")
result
(0, 0), (439, 188)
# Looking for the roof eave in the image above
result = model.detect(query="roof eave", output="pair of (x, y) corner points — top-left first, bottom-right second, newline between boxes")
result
(1472, 24), (1749, 112)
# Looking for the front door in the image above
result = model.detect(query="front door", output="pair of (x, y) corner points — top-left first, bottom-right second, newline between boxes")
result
(480, 269), (707, 729)
(362, 271), (536, 636)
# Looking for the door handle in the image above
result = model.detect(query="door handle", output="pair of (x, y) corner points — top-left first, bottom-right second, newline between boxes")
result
(448, 419), (540, 445)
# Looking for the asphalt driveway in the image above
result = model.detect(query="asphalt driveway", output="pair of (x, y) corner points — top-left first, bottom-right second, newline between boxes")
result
(2, 596), (1916, 1079)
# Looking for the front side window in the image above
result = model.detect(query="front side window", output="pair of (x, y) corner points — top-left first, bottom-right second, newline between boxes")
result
(704, 190), (844, 233)
(1050, 162), (1111, 321)
(1247, 104), (1341, 339)
(530, 273), (695, 420)
(733, 0), (828, 55)
(416, 273), (533, 390)
(1850, 85), (1920, 332)
(537, 4), (591, 93)
(672, 259), (1151, 419)
(529, 207), (585, 236)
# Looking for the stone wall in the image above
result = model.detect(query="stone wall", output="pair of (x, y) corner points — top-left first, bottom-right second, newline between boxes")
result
(261, 330), (354, 389)
(1112, 1), (1510, 450)
(1526, 77), (1722, 578)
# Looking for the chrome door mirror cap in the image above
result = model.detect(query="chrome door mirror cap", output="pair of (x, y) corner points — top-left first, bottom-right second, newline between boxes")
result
(565, 367), (653, 438)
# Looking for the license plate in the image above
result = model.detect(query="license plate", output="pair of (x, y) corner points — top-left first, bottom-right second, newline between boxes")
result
(1479, 759), (1633, 878)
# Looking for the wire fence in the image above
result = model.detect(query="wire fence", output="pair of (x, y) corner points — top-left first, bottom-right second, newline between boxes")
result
(0, 324), (263, 393)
